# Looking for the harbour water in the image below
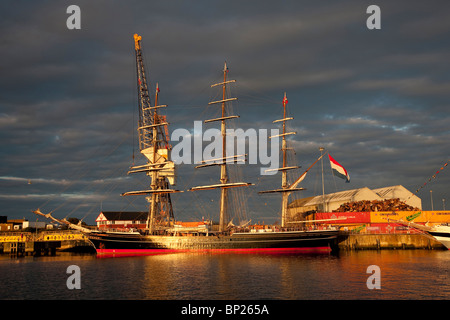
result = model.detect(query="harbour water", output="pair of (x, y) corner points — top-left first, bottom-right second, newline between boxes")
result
(1, 250), (448, 301)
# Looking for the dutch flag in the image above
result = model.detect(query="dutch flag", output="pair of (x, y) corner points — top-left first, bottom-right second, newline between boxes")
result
(329, 154), (350, 183)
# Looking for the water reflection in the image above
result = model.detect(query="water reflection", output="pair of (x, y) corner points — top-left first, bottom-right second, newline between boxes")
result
(1, 250), (449, 299)
(124, 250), (450, 300)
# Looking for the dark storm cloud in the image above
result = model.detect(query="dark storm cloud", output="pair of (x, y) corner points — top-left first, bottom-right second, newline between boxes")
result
(1, 0), (449, 224)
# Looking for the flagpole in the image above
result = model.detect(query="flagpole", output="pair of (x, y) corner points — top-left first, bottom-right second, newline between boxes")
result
(320, 147), (326, 212)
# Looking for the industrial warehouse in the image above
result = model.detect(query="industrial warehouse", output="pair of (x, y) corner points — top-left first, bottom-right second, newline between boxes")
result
(284, 184), (450, 249)
(288, 185), (421, 216)
(287, 185), (449, 230)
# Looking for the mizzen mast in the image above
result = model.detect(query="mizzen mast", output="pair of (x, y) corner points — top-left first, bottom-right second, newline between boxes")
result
(189, 63), (252, 232)
(122, 34), (181, 234)
(259, 93), (305, 228)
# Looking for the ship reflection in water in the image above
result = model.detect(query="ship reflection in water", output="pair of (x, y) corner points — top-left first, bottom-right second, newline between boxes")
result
(1, 250), (449, 300)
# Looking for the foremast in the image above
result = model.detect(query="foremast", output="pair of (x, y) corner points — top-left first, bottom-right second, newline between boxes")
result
(259, 93), (306, 228)
(189, 63), (252, 232)
(122, 34), (181, 234)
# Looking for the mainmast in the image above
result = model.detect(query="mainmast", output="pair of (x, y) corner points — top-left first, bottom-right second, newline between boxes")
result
(122, 34), (181, 234)
(259, 93), (305, 228)
(189, 63), (252, 232)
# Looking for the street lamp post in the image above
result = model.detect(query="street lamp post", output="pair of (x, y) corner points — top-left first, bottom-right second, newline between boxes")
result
(430, 190), (434, 211)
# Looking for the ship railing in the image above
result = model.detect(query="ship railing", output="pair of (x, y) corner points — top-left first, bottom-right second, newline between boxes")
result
(229, 226), (313, 234)
(98, 227), (141, 233)
(348, 227), (429, 235)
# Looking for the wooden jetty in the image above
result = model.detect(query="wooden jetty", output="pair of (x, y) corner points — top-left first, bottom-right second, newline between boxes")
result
(0, 231), (94, 257)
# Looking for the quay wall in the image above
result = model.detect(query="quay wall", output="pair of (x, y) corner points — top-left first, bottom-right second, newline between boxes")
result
(338, 233), (446, 250)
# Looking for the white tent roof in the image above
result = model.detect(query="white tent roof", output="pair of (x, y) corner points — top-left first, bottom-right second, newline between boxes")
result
(302, 187), (380, 206)
(290, 185), (421, 210)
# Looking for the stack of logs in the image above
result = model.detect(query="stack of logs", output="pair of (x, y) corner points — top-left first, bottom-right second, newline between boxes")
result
(333, 198), (420, 212)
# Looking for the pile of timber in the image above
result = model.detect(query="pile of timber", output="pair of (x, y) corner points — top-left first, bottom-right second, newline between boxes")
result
(333, 198), (420, 212)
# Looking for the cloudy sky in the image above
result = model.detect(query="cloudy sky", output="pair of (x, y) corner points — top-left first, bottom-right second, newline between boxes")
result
(1, 0), (449, 225)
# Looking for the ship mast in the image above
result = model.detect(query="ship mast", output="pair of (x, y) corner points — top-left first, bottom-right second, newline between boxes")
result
(122, 34), (181, 234)
(189, 63), (252, 232)
(259, 93), (305, 228)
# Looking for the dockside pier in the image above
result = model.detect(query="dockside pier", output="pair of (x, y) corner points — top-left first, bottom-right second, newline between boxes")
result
(0, 231), (94, 257)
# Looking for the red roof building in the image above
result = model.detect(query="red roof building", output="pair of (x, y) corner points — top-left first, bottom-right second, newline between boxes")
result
(95, 211), (148, 230)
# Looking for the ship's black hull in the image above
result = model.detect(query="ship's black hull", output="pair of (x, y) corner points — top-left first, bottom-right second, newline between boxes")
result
(87, 229), (341, 257)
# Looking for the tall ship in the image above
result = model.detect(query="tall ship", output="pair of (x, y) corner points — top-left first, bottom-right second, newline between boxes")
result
(36, 34), (342, 257)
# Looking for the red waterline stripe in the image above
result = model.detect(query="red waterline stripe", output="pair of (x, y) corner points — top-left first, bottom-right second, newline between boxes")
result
(96, 247), (331, 257)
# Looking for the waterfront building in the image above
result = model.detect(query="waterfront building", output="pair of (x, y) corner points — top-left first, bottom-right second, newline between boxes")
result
(288, 185), (421, 218)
